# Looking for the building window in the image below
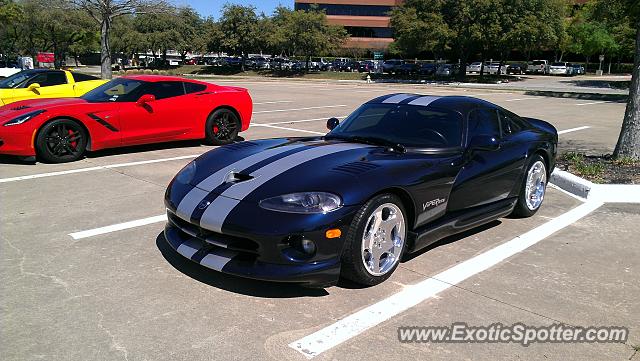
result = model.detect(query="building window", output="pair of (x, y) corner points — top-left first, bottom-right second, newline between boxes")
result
(295, 3), (393, 17)
(345, 26), (394, 38)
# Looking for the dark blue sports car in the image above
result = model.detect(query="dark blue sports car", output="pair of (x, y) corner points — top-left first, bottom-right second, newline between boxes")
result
(164, 94), (557, 287)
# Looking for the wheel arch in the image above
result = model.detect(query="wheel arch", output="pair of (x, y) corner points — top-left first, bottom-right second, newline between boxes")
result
(208, 105), (242, 126)
(371, 187), (417, 231)
(34, 116), (92, 151)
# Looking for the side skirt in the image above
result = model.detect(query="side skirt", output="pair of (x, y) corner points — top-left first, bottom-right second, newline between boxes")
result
(407, 198), (517, 253)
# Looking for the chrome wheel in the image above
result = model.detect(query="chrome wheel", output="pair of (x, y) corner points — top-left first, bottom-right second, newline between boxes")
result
(525, 160), (547, 211)
(361, 203), (405, 276)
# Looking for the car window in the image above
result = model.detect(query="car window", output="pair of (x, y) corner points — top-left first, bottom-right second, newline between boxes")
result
(329, 104), (463, 148)
(144, 81), (185, 100)
(183, 82), (207, 94)
(468, 108), (501, 139)
(81, 78), (145, 102)
(23, 71), (67, 87)
(72, 72), (100, 82)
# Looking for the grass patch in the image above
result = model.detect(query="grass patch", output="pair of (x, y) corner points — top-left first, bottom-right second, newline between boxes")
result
(559, 152), (640, 184)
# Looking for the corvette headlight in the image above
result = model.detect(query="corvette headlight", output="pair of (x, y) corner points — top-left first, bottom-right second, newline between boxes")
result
(175, 161), (197, 185)
(259, 192), (342, 214)
(3, 109), (46, 126)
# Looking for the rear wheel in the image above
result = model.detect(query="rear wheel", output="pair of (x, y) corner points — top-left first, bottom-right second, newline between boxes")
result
(340, 194), (407, 286)
(35, 119), (87, 163)
(511, 155), (548, 218)
(205, 108), (240, 145)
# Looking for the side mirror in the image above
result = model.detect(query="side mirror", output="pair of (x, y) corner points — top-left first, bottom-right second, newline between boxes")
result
(27, 83), (40, 91)
(136, 94), (155, 106)
(468, 135), (500, 152)
(327, 117), (340, 130)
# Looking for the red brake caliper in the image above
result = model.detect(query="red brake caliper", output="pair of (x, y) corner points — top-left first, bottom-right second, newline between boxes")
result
(68, 129), (77, 149)
(213, 124), (219, 134)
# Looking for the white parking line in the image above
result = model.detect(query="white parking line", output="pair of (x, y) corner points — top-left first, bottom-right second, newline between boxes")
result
(69, 214), (167, 240)
(558, 126), (591, 134)
(251, 124), (325, 135)
(289, 200), (604, 358)
(253, 100), (293, 105)
(575, 101), (610, 106)
(253, 105), (348, 114)
(0, 155), (198, 184)
(505, 98), (537, 102)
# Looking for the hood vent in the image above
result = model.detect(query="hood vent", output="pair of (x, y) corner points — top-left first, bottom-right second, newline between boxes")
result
(332, 161), (380, 175)
(222, 141), (258, 151)
(11, 105), (30, 110)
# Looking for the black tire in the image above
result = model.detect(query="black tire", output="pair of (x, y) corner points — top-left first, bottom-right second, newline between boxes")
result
(35, 119), (88, 163)
(340, 194), (407, 286)
(205, 108), (240, 146)
(511, 154), (548, 218)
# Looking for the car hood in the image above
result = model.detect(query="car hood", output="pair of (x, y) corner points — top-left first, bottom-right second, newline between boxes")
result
(0, 97), (87, 115)
(184, 138), (434, 205)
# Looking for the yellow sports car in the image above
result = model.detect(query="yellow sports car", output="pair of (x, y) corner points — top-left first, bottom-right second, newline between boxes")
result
(0, 69), (106, 106)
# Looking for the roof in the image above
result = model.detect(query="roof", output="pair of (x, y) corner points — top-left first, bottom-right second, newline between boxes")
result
(367, 93), (494, 113)
(121, 75), (202, 83)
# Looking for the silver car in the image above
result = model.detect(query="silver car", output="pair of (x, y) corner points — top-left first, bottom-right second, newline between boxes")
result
(549, 62), (572, 76)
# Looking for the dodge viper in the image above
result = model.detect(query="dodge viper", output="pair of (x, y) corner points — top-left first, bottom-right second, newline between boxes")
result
(164, 94), (557, 287)
(0, 75), (252, 163)
(0, 69), (106, 106)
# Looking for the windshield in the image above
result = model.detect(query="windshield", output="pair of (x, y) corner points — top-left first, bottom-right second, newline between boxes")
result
(81, 78), (145, 103)
(0, 71), (34, 89)
(327, 103), (462, 148)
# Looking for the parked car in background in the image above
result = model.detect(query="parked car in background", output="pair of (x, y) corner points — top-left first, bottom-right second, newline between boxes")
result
(337, 61), (359, 72)
(466, 62), (482, 74)
(0, 69), (106, 106)
(382, 59), (405, 74)
(527, 60), (549, 74)
(549, 62), (572, 76)
(309, 57), (329, 70)
(358, 60), (375, 73)
(419, 63), (437, 76)
(0, 76), (253, 162)
(253, 57), (271, 70)
(225, 57), (243, 67)
(484, 62), (508, 75)
(507, 63), (526, 75)
(569, 63), (585, 75)
(184, 58), (197, 66)
(396, 62), (420, 75)
(436, 64), (459, 77)
(270, 58), (293, 70)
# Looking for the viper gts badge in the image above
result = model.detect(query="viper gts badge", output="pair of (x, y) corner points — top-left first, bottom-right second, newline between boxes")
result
(423, 198), (446, 211)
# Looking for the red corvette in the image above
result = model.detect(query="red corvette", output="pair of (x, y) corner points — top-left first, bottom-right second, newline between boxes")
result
(0, 75), (252, 163)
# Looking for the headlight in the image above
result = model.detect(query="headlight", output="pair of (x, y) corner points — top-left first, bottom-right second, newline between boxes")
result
(175, 161), (197, 185)
(259, 192), (342, 214)
(3, 109), (46, 126)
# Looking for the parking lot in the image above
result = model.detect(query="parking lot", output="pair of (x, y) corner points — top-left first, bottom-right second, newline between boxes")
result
(1, 79), (638, 360)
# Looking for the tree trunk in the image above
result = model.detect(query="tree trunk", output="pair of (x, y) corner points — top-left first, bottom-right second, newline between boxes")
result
(613, 26), (640, 159)
(100, 18), (112, 79)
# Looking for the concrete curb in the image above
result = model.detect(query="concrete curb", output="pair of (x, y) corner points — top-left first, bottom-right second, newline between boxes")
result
(550, 169), (640, 203)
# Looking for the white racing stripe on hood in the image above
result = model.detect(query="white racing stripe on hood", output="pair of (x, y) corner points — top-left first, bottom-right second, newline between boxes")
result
(382, 94), (414, 104)
(407, 96), (440, 106)
(176, 143), (306, 220)
(199, 143), (371, 233)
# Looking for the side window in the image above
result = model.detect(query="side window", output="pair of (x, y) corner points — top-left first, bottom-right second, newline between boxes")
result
(183, 82), (207, 94)
(40, 71), (68, 87)
(145, 81), (185, 100)
(468, 108), (501, 140)
(72, 72), (99, 82)
(499, 110), (528, 136)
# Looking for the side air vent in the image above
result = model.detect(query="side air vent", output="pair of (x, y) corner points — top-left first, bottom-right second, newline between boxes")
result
(332, 161), (380, 175)
(11, 105), (30, 111)
(222, 141), (259, 151)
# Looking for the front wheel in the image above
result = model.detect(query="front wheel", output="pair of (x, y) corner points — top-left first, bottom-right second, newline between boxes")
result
(35, 119), (88, 163)
(340, 194), (407, 286)
(511, 155), (548, 218)
(205, 108), (240, 145)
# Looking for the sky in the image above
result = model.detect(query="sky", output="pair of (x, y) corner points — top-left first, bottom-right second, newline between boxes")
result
(172, 0), (291, 18)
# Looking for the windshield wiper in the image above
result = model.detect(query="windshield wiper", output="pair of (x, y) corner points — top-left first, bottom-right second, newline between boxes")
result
(326, 135), (406, 153)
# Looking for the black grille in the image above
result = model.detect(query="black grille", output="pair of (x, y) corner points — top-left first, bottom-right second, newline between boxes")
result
(167, 211), (259, 254)
(332, 161), (380, 175)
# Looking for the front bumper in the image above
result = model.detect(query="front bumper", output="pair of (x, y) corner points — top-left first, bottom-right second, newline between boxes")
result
(0, 125), (37, 156)
(163, 192), (360, 287)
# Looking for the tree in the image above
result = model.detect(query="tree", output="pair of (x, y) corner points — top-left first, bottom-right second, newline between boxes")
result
(281, 6), (347, 72)
(390, 0), (450, 58)
(218, 4), (258, 71)
(70, 0), (169, 79)
(174, 7), (205, 62)
(0, 0), (24, 66)
(613, 0), (640, 159)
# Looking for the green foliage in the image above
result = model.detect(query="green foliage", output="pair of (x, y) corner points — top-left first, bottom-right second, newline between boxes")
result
(218, 4), (259, 60)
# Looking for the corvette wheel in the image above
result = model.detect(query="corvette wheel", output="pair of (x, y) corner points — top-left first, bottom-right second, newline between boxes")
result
(511, 155), (547, 218)
(205, 109), (239, 146)
(36, 119), (87, 163)
(341, 194), (407, 286)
